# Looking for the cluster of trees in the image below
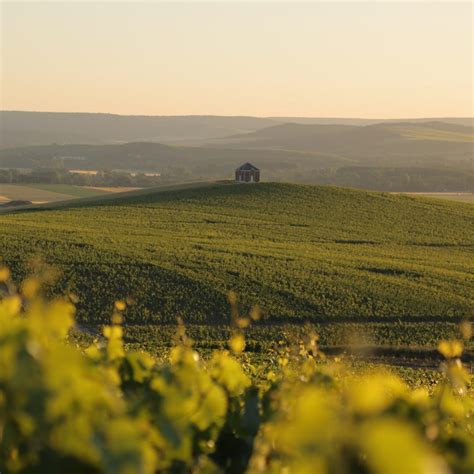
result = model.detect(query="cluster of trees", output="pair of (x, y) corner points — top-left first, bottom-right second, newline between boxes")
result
(1, 164), (473, 192)
(294, 166), (474, 192)
(0, 168), (172, 187)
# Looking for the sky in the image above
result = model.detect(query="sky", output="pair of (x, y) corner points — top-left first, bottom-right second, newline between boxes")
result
(1, 1), (473, 118)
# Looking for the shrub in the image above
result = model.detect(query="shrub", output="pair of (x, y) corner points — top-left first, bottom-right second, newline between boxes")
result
(0, 269), (472, 473)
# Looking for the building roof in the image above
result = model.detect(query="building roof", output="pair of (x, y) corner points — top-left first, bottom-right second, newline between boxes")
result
(236, 162), (259, 172)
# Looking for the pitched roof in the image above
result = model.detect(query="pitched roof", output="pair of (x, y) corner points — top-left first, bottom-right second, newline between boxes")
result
(236, 162), (259, 171)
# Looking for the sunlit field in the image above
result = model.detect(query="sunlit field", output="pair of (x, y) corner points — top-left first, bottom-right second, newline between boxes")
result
(396, 192), (474, 204)
(0, 183), (139, 204)
(0, 183), (472, 368)
(0, 273), (472, 473)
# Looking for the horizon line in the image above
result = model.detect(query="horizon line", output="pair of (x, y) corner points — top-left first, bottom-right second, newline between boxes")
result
(2, 109), (473, 121)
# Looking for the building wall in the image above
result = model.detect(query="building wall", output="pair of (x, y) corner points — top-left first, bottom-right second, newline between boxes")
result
(235, 170), (260, 183)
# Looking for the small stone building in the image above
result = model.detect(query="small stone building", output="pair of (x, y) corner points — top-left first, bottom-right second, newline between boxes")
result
(235, 163), (260, 183)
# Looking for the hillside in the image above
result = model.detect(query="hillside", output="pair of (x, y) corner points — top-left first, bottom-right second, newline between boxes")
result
(216, 121), (474, 168)
(2, 117), (474, 192)
(2, 135), (474, 192)
(0, 183), (134, 205)
(0, 183), (472, 332)
(0, 111), (278, 147)
(2, 111), (473, 148)
(0, 141), (349, 179)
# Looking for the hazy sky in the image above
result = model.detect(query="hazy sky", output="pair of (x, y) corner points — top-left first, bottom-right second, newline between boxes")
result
(1, 1), (472, 117)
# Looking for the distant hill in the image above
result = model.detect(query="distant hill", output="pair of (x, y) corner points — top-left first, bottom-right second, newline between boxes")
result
(266, 117), (474, 127)
(2, 115), (473, 191)
(224, 121), (474, 144)
(0, 111), (278, 148)
(0, 182), (472, 325)
(0, 142), (348, 177)
(1, 137), (473, 191)
(1, 110), (472, 148)
(216, 121), (474, 168)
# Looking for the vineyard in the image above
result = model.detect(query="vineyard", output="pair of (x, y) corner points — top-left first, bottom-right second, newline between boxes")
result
(0, 183), (473, 364)
(0, 270), (473, 473)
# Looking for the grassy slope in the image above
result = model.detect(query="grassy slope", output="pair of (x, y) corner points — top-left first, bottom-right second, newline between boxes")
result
(394, 126), (474, 142)
(0, 183), (79, 202)
(397, 193), (474, 204)
(0, 183), (472, 331)
(20, 184), (110, 198)
(227, 121), (474, 145)
(0, 183), (110, 203)
(218, 122), (474, 167)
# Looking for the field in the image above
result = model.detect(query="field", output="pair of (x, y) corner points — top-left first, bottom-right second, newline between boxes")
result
(397, 192), (474, 204)
(0, 183), (138, 204)
(0, 182), (472, 365)
(393, 124), (474, 142)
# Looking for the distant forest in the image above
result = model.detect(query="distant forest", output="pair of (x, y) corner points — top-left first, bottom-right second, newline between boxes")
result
(1, 165), (472, 192)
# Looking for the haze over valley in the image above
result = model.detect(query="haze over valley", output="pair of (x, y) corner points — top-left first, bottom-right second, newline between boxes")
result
(1, 111), (473, 193)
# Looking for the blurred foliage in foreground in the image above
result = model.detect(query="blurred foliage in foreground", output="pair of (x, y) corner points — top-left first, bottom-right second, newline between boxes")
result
(0, 269), (473, 474)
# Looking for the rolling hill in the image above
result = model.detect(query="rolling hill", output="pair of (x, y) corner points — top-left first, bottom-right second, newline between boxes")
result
(0, 111), (278, 147)
(2, 110), (473, 148)
(0, 183), (131, 205)
(215, 121), (474, 168)
(2, 121), (473, 191)
(0, 141), (350, 179)
(2, 120), (472, 172)
(0, 183), (472, 338)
